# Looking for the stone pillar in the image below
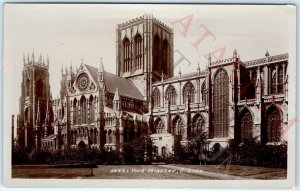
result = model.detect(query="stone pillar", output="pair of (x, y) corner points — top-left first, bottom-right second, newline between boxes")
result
(161, 85), (164, 108)
(275, 65), (279, 93)
(106, 130), (109, 144)
(263, 66), (268, 95)
(119, 126), (124, 152)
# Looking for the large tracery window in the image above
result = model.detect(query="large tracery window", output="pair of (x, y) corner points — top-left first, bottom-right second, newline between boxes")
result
(135, 34), (143, 70)
(182, 81), (195, 103)
(266, 106), (282, 142)
(80, 96), (87, 124)
(166, 85), (177, 105)
(89, 95), (95, 124)
(152, 88), (161, 107)
(73, 99), (78, 125)
(240, 109), (253, 141)
(191, 114), (205, 138)
(155, 118), (164, 134)
(123, 37), (131, 73)
(172, 116), (184, 136)
(213, 69), (229, 138)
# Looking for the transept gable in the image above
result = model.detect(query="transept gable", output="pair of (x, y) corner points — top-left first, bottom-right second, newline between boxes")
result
(70, 64), (98, 95)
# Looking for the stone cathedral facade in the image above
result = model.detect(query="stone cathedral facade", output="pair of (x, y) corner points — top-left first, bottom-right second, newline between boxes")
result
(15, 15), (288, 158)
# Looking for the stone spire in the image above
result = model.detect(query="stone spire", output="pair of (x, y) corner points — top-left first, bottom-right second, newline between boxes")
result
(39, 54), (42, 64)
(113, 86), (120, 101)
(98, 58), (105, 82)
(113, 86), (120, 110)
(265, 50), (270, 57)
(265, 50), (270, 62)
(31, 51), (35, 63)
(208, 52), (212, 66)
(197, 62), (201, 74)
(233, 49), (237, 59)
(27, 53), (30, 63)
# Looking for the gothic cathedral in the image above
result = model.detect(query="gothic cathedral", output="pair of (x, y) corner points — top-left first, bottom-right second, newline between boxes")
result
(15, 14), (288, 157)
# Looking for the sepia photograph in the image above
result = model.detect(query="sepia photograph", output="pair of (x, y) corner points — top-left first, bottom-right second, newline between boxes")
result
(2, 3), (296, 188)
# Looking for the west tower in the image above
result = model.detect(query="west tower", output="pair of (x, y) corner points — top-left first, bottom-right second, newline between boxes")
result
(116, 14), (174, 101)
(17, 53), (53, 149)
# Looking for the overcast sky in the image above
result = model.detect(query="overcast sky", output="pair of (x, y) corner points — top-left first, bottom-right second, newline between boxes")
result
(3, 4), (294, 119)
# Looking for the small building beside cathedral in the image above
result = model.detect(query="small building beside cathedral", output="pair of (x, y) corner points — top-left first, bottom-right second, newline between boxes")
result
(15, 14), (288, 159)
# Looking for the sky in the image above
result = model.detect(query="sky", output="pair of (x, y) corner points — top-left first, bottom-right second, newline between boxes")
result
(3, 4), (294, 120)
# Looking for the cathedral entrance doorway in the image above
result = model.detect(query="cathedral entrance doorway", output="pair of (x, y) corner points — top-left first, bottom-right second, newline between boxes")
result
(78, 140), (86, 149)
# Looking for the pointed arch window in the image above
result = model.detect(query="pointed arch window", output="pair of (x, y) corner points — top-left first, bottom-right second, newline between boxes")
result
(278, 65), (284, 94)
(152, 88), (161, 107)
(155, 118), (164, 134)
(266, 106), (281, 142)
(240, 109), (253, 141)
(73, 99), (78, 125)
(166, 85), (177, 105)
(80, 96), (87, 124)
(191, 114), (205, 137)
(182, 81), (195, 103)
(135, 34), (143, 70)
(172, 116), (184, 136)
(123, 37), (131, 73)
(213, 69), (229, 138)
(89, 96), (95, 124)
(270, 68), (276, 94)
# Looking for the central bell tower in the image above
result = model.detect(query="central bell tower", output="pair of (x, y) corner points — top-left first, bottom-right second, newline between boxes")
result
(116, 14), (174, 101)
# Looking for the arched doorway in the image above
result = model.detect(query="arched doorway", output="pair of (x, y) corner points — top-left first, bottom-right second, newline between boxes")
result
(78, 140), (86, 149)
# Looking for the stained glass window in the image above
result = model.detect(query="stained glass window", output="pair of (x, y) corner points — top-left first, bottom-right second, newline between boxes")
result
(213, 69), (229, 137)
(135, 34), (143, 70)
(166, 85), (177, 105)
(182, 81), (195, 103)
(123, 38), (131, 73)
(267, 107), (281, 142)
(152, 88), (161, 107)
(240, 110), (253, 141)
